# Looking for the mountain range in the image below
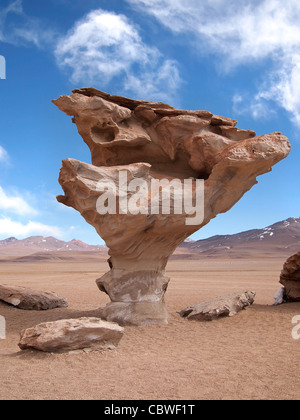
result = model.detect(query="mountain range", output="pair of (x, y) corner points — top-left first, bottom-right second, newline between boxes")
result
(0, 217), (299, 261)
(176, 217), (300, 258)
(0, 236), (104, 256)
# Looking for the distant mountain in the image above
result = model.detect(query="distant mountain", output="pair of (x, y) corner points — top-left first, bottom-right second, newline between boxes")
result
(176, 217), (300, 258)
(0, 236), (105, 257)
(0, 217), (299, 260)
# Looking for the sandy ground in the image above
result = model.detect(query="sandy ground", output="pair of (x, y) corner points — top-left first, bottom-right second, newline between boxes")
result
(0, 257), (299, 400)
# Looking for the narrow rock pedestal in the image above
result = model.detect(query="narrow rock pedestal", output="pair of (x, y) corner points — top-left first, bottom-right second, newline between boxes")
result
(97, 269), (170, 326)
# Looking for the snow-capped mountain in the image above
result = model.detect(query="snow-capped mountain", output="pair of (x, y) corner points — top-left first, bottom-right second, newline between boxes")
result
(178, 217), (300, 258)
(0, 217), (299, 259)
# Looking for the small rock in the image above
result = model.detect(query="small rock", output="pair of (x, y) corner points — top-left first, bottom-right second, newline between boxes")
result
(280, 252), (300, 302)
(273, 287), (286, 306)
(18, 317), (124, 353)
(179, 291), (256, 321)
(68, 350), (83, 356)
(0, 284), (68, 310)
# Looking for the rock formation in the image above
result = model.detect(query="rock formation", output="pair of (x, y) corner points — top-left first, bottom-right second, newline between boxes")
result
(179, 291), (256, 321)
(18, 317), (124, 353)
(280, 252), (300, 301)
(53, 88), (291, 326)
(0, 284), (68, 310)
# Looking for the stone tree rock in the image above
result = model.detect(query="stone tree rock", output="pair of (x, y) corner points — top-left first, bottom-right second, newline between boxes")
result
(52, 88), (291, 326)
(18, 317), (124, 353)
(0, 284), (68, 310)
(280, 252), (300, 302)
(179, 291), (256, 321)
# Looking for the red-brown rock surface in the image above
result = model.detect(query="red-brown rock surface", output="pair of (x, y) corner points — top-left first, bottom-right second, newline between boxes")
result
(280, 252), (300, 301)
(0, 284), (68, 310)
(53, 88), (291, 325)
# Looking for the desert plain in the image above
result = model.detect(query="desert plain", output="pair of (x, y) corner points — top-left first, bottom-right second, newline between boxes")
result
(0, 252), (299, 400)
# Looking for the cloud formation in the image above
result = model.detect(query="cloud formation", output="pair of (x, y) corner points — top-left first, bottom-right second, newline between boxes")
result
(0, 186), (38, 216)
(127, 0), (300, 125)
(0, 146), (9, 163)
(0, 186), (63, 239)
(0, 217), (62, 238)
(55, 9), (181, 101)
(0, 0), (55, 48)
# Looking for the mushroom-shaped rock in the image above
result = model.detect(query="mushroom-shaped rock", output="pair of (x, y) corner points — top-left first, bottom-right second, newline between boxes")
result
(53, 88), (291, 326)
(280, 252), (300, 302)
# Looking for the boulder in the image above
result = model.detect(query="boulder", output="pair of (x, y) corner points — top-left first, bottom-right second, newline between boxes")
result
(0, 284), (68, 310)
(53, 88), (290, 325)
(280, 252), (300, 301)
(179, 291), (256, 321)
(18, 317), (124, 352)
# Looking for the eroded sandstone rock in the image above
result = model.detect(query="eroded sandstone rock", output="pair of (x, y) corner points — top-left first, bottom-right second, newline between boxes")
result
(18, 317), (124, 352)
(280, 252), (300, 302)
(0, 284), (68, 310)
(179, 291), (256, 321)
(53, 88), (290, 326)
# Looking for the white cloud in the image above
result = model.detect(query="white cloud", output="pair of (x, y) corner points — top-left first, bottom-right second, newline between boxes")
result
(256, 54), (300, 126)
(0, 217), (62, 238)
(127, 0), (300, 63)
(0, 0), (55, 48)
(125, 59), (181, 102)
(55, 9), (181, 101)
(0, 0), (22, 37)
(127, 0), (300, 125)
(0, 146), (9, 163)
(232, 93), (276, 121)
(55, 9), (156, 83)
(0, 187), (64, 239)
(0, 186), (38, 216)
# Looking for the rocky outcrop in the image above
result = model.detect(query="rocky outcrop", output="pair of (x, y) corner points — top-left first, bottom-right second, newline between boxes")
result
(53, 88), (290, 326)
(179, 291), (256, 321)
(18, 317), (124, 352)
(0, 284), (68, 310)
(280, 252), (300, 302)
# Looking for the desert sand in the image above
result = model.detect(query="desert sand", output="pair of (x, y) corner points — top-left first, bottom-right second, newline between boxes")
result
(0, 256), (299, 400)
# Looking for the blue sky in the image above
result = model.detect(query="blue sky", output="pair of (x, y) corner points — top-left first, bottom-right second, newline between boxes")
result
(0, 0), (299, 245)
